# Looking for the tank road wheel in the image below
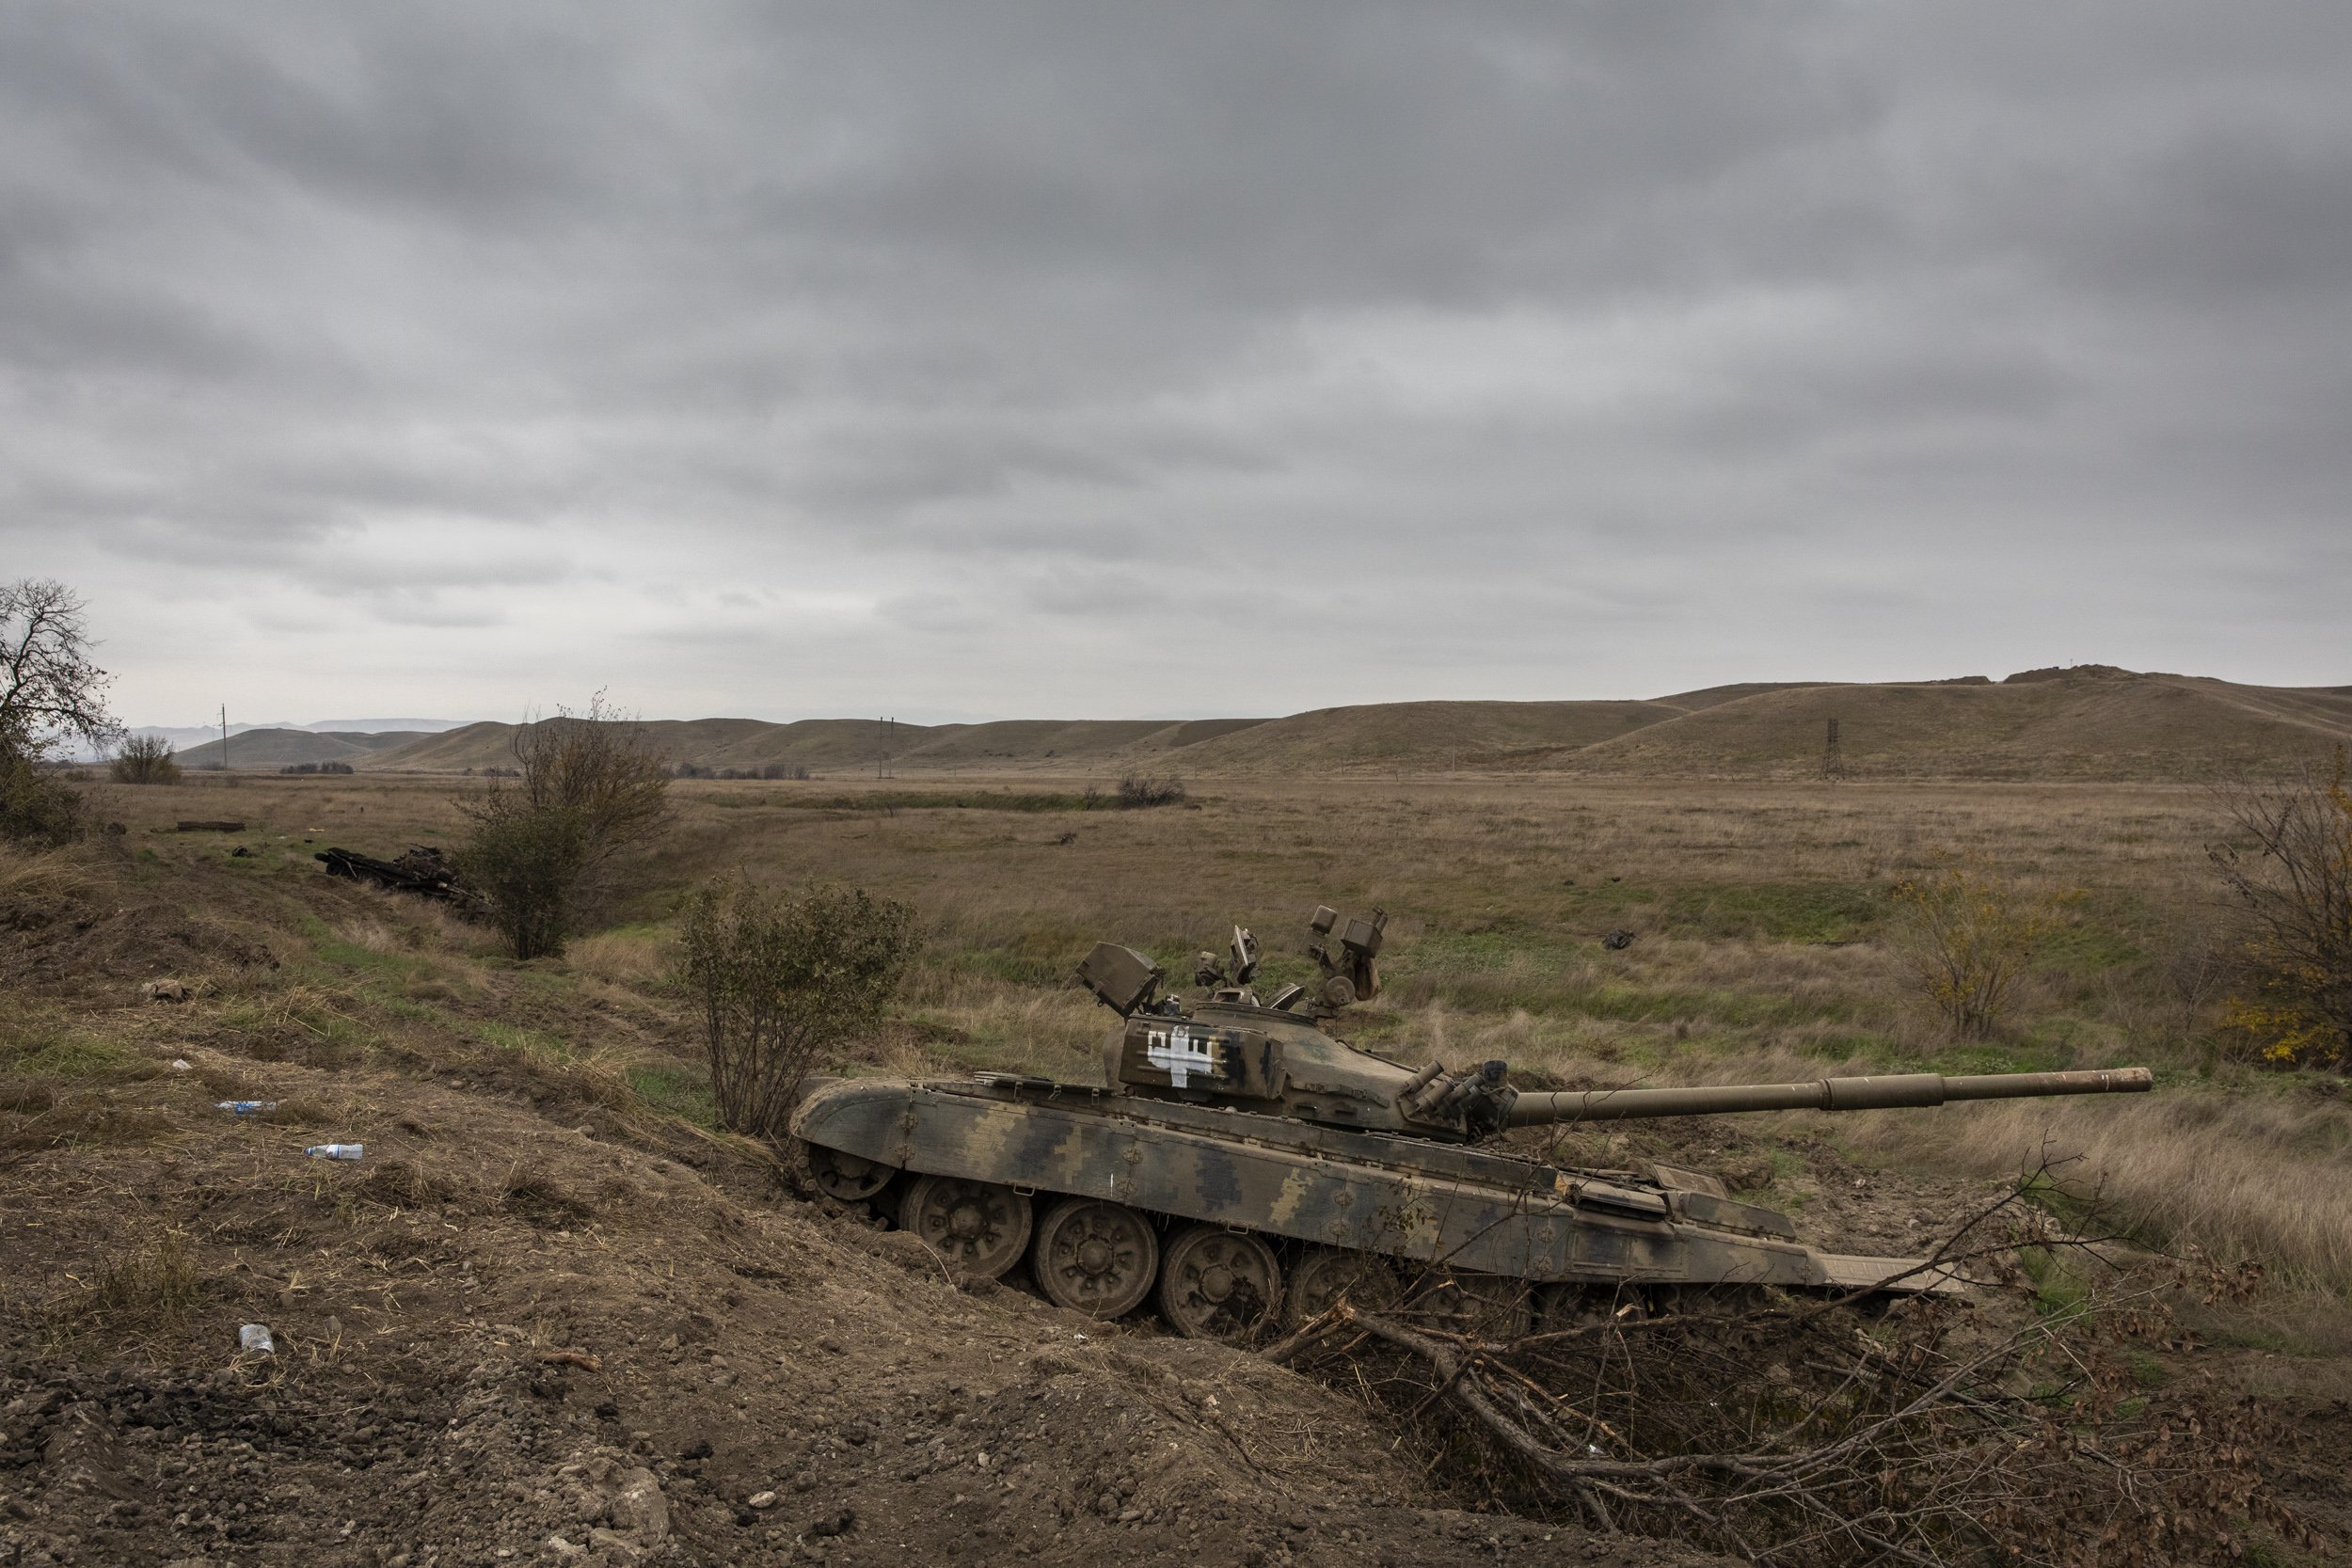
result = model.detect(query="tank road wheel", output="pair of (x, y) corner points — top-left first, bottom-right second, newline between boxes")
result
(1403, 1270), (1534, 1340)
(805, 1145), (895, 1203)
(1157, 1227), (1283, 1341)
(1280, 1247), (1400, 1330)
(897, 1175), (1034, 1280)
(1031, 1198), (1160, 1319)
(1534, 1282), (1611, 1335)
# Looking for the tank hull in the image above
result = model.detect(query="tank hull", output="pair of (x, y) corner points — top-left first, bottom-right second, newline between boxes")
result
(792, 1074), (1957, 1296)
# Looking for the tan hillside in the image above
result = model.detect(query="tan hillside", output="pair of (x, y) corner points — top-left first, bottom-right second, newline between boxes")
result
(1539, 671), (2352, 781)
(1166, 699), (1683, 771)
(174, 727), (426, 769)
(354, 668), (2350, 781)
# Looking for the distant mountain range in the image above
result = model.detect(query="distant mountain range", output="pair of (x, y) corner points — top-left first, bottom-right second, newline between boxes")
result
(256, 667), (2345, 782)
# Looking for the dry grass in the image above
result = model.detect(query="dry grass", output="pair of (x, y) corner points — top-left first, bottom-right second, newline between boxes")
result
(33, 768), (2352, 1303)
(33, 1226), (207, 1346)
(564, 927), (673, 986)
(1841, 1088), (2352, 1291)
(0, 842), (105, 925)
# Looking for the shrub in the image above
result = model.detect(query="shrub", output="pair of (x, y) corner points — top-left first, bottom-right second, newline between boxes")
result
(1115, 772), (1186, 808)
(1890, 857), (2075, 1039)
(461, 806), (590, 960)
(677, 877), (914, 1139)
(280, 760), (354, 775)
(0, 735), (86, 847)
(2212, 746), (2352, 1069)
(109, 734), (181, 784)
(456, 694), (672, 959)
(669, 762), (811, 780)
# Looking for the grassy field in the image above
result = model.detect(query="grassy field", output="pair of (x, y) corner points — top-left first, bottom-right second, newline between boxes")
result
(32, 767), (2350, 1301)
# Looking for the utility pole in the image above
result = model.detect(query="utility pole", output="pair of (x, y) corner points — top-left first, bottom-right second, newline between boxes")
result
(219, 705), (230, 771)
(1822, 716), (1843, 783)
(877, 717), (896, 781)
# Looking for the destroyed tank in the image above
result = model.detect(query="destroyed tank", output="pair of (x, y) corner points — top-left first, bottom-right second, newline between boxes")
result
(789, 907), (2153, 1339)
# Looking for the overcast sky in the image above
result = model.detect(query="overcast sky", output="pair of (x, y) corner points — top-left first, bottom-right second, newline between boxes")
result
(5, 2), (2346, 726)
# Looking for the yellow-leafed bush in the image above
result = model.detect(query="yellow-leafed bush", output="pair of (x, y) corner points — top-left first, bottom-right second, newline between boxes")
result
(2213, 746), (2352, 1069)
(1890, 857), (2076, 1040)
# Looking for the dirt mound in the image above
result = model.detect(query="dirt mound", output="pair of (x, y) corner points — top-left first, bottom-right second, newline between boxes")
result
(0, 846), (281, 995)
(0, 1030), (1720, 1568)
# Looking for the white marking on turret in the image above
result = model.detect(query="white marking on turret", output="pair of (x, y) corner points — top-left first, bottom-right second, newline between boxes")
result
(1145, 1024), (1218, 1088)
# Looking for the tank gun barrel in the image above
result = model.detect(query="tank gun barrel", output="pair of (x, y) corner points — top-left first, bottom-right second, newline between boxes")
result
(1505, 1067), (2153, 1126)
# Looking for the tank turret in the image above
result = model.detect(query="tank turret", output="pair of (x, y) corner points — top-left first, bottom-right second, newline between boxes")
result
(1077, 911), (2151, 1143)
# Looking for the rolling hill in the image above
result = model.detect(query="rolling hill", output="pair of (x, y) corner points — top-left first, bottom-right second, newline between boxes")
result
(174, 728), (430, 769)
(350, 668), (2352, 782)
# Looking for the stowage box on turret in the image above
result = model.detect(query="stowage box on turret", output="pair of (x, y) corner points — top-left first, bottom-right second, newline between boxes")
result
(789, 908), (2153, 1339)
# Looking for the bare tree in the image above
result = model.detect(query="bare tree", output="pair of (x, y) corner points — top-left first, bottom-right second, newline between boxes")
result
(0, 578), (119, 759)
(456, 694), (674, 958)
(2210, 745), (2352, 1069)
(1, 579), (119, 844)
(109, 734), (181, 785)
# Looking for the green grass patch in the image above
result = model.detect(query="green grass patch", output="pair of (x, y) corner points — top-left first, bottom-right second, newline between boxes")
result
(767, 790), (1108, 814)
(2016, 1244), (2090, 1322)
(949, 926), (1098, 988)
(475, 1020), (576, 1059)
(1657, 882), (1883, 944)
(627, 1064), (717, 1126)
(2036, 915), (2143, 975)
(0, 1024), (161, 1085)
(312, 938), (410, 974)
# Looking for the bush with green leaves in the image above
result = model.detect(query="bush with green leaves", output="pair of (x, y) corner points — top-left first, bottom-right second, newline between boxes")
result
(0, 731), (87, 847)
(456, 694), (671, 959)
(677, 877), (914, 1139)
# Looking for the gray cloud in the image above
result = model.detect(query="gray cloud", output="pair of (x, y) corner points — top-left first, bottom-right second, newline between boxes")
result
(1, 0), (2345, 724)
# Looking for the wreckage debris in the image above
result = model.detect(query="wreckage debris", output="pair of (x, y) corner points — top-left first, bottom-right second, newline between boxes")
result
(315, 844), (469, 904)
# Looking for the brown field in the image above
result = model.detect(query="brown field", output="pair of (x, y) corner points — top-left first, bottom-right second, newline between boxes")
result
(44, 768), (2352, 1291)
(5, 766), (2348, 1563)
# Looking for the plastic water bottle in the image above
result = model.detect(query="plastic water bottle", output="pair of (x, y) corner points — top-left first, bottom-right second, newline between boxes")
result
(215, 1101), (277, 1115)
(305, 1144), (363, 1160)
(239, 1323), (275, 1355)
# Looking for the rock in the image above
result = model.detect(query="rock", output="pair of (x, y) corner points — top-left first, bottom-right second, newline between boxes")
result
(586, 1527), (642, 1562)
(141, 978), (192, 1003)
(679, 1436), (713, 1460)
(747, 1491), (778, 1511)
(807, 1505), (855, 1538)
(607, 1468), (669, 1542)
